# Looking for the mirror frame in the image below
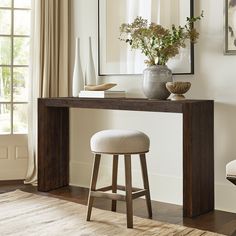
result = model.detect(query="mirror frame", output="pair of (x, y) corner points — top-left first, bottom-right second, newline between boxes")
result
(98, 0), (194, 76)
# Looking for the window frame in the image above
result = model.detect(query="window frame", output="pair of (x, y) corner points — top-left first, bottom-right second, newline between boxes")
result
(0, 0), (31, 134)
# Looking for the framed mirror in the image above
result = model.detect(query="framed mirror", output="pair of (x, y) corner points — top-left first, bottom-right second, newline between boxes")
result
(98, 0), (194, 76)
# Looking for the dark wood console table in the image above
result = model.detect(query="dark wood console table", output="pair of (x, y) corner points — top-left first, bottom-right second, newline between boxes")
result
(38, 98), (214, 218)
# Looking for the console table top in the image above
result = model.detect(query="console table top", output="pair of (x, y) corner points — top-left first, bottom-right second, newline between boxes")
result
(38, 97), (214, 113)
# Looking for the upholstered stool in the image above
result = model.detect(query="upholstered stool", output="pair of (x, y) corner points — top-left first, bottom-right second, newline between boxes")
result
(226, 160), (236, 185)
(86, 129), (152, 228)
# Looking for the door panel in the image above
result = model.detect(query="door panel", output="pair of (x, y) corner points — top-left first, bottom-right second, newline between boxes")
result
(0, 134), (28, 180)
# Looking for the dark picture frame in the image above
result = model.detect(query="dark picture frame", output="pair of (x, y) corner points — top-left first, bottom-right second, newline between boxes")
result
(98, 0), (195, 76)
(225, 0), (236, 54)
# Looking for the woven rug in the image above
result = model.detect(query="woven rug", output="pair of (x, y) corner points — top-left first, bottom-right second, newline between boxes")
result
(0, 190), (223, 236)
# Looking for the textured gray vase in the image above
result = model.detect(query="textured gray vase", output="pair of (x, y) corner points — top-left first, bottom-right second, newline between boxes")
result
(143, 65), (172, 99)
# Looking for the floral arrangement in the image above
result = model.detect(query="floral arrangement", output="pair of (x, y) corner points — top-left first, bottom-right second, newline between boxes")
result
(119, 12), (203, 66)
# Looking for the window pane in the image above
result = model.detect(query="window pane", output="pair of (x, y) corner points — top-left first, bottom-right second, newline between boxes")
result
(0, 67), (11, 102)
(13, 67), (28, 102)
(0, 0), (11, 7)
(0, 37), (11, 65)
(14, 10), (31, 35)
(13, 37), (30, 65)
(14, 0), (31, 8)
(0, 10), (11, 35)
(0, 104), (11, 134)
(13, 104), (27, 134)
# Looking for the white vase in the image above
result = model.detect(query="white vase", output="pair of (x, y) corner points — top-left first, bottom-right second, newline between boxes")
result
(72, 37), (84, 97)
(85, 37), (96, 85)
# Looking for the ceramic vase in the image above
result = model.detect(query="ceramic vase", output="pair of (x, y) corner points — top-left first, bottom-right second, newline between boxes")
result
(143, 65), (172, 100)
(85, 37), (96, 85)
(72, 37), (84, 97)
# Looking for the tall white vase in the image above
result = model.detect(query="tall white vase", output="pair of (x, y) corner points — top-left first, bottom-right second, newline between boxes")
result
(85, 37), (96, 85)
(72, 37), (84, 97)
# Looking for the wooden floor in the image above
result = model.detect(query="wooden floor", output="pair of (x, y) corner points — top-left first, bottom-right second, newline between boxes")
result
(1, 180), (236, 236)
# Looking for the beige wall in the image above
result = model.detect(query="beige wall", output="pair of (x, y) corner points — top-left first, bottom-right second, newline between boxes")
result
(70, 0), (236, 212)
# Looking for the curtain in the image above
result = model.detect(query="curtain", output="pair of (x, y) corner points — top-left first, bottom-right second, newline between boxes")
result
(25, 0), (69, 184)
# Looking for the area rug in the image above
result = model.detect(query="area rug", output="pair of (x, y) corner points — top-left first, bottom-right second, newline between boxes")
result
(0, 190), (223, 236)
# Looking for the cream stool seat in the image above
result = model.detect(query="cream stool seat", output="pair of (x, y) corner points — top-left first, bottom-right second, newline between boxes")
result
(90, 129), (150, 154)
(87, 129), (152, 228)
(226, 160), (236, 185)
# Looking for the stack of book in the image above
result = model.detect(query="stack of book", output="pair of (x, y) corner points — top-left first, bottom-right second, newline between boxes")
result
(79, 90), (126, 98)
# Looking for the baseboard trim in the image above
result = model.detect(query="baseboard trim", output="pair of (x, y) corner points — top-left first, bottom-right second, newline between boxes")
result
(0, 169), (27, 181)
(69, 160), (183, 205)
(70, 161), (236, 213)
(215, 182), (236, 213)
(0, 179), (24, 185)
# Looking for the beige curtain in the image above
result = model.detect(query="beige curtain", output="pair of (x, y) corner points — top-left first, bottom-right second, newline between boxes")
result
(25, 0), (69, 184)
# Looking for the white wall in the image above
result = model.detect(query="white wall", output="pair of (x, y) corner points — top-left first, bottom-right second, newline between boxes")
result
(69, 0), (236, 212)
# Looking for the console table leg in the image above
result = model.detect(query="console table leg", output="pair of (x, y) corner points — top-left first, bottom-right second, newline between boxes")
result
(183, 101), (214, 217)
(38, 101), (69, 192)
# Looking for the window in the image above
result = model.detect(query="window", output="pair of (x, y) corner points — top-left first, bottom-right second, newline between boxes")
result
(0, 0), (31, 134)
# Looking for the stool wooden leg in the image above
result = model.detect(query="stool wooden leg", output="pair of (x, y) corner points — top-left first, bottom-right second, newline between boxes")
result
(111, 155), (119, 212)
(124, 154), (133, 228)
(87, 154), (101, 221)
(140, 153), (152, 218)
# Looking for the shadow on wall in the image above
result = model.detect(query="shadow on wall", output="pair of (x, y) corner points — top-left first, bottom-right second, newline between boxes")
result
(215, 102), (236, 183)
(70, 109), (113, 186)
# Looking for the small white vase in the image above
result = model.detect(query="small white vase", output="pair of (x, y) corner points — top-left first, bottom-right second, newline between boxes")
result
(85, 37), (96, 85)
(72, 37), (84, 97)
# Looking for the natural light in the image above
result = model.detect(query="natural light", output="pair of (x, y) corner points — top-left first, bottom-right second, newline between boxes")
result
(0, 0), (31, 134)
